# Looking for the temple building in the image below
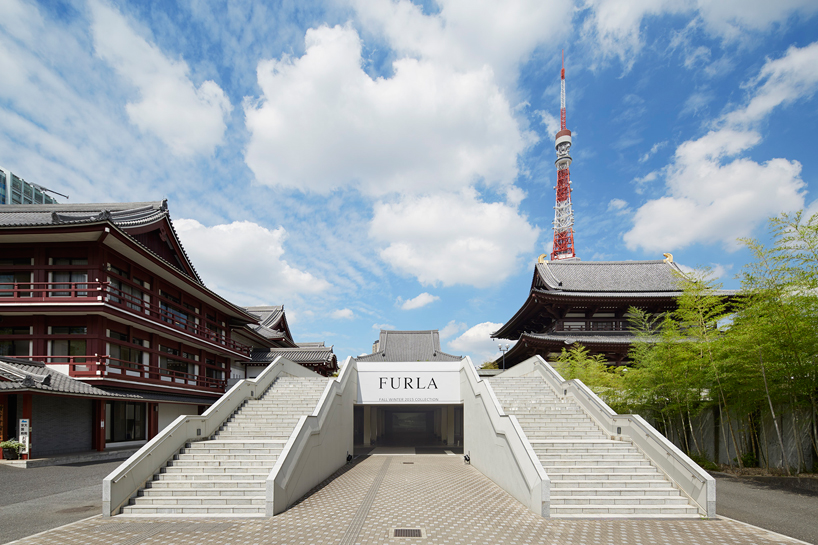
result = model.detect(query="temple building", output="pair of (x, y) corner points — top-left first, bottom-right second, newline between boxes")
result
(0, 200), (334, 459)
(357, 329), (461, 363)
(235, 306), (338, 378)
(492, 256), (688, 367)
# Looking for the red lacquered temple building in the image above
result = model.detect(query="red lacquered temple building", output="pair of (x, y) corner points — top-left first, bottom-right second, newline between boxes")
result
(0, 201), (335, 458)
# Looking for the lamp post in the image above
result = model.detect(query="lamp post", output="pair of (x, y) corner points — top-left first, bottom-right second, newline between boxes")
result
(498, 344), (510, 370)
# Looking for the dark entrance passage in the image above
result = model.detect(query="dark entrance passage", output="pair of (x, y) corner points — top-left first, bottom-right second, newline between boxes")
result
(354, 404), (463, 448)
(383, 409), (435, 446)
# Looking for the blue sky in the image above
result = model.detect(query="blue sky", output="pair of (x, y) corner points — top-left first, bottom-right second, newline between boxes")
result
(2, 0), (817, 364)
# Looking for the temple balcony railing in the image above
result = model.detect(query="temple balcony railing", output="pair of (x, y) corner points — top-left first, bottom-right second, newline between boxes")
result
(0, 282), (251, 357)
(31, 355), (227, 392)
(554, 319), (630, 332)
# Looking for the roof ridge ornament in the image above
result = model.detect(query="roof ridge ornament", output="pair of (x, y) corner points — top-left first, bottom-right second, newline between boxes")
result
(663, 253), (673, 263)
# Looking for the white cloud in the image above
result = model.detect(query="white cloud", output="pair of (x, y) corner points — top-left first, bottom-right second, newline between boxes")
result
(173, 219), (330, 305)
(447, 322), (512, 364)
(397, 292), (440, 310)
(331, 308), (355, 320)
(370, 190), (540, 288)
(607, 198), (631, 215)
(624, 129), (805, 252)
(696, 0), (818, 41)
(677, 263), (730, 280)
(244, 24), (530, 196)
(89, 0), (231, 156)
(581, 0), (687, 66)
(625, 44), (817, 253)
(723, 42), (818, 128)
(581, 0), (818, 66)
(639, 141), (668, 163)
(537, 110), (561, 140)
(372, 323), (395, 331)
(350, 0), (573, 84)
(439, 320), (468, 339)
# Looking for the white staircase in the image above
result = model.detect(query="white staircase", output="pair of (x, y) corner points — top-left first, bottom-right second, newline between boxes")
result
(489, 376), (700, 518)
(121, 375), (329, 516)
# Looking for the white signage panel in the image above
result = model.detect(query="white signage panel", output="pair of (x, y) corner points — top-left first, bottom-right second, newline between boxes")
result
(357, 362), (462, 404)
(18, 418), (29, 455)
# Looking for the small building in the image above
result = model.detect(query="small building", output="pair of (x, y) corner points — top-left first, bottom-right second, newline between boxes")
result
(357, 330), (461, 363)
(352, 330), (462, 448)
(0, 166), (59, 205)
(493, 258), (689, 367)
(0, 356), (141, 456)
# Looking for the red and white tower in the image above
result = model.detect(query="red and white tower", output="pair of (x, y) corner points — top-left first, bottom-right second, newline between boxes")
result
(551, 51), (576, 261)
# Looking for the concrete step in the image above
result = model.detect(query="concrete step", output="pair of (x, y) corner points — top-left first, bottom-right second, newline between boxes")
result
(550, 505), (700, 516)
(131, 495), (265, 506)
(142, 487), (263, 497)
(541, 458), (650, 466)
(552, 479), (674, 489)
(155, 473), (266, 481)
(553, 487), (679, 496)
(168, 459), (277, 468)
(120, 505), (264, 515)
(147, 480), (265, 489)
(550, 495), (690, 506)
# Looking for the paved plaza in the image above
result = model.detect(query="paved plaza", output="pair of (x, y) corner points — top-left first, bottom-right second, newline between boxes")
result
(6, 454), (810, 545)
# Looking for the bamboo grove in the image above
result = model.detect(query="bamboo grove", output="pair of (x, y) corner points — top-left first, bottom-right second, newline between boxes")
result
(554, 211), (818, 473)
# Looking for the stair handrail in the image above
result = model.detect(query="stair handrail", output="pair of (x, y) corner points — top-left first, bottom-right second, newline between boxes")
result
(461, 358), (551, 517)
(102, 356), (290, 516)
(266, 357), (357, 515)
(501, 356), (716, 518)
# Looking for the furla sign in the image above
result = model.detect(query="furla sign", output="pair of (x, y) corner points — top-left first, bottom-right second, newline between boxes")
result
(357, 362), (462, 404)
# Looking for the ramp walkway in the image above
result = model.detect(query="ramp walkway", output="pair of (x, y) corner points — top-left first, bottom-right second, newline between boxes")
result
(13, 455), (804, 545)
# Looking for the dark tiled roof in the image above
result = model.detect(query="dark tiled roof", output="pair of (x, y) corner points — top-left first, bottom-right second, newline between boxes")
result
(536, 260), (685, 293)
(249, 347), (337, 365)
(100, 388), (219, 404)
(355, 330), (461, 362)
(0, 357), (141, 398)
(0, 200), (204, 285)
(245, 306), (295, 346)
(0, 201), (167, 227)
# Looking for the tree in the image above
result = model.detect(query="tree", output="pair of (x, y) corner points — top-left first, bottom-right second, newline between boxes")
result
(554, 344), (626, 411)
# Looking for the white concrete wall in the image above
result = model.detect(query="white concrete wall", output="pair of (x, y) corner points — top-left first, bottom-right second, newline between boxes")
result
(246, 365), (269, 379)
(460, 358), (547, 517)
(158, 403), (199, 432)
(268, 357), (357, 515)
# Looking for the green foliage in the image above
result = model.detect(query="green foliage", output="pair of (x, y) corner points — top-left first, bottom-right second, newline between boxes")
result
(481, 360), (499, 370)
(621, 209), (818, 472)
(554, 344), (626, 410)
(687, 452), (719, 472)
(0, 438), (23, 454)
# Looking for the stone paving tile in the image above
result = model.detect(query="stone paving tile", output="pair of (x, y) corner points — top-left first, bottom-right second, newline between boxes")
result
(9, 455), (804, 545)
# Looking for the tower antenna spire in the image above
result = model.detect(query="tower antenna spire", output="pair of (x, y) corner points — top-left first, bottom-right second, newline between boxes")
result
(551, 49), (576, 261)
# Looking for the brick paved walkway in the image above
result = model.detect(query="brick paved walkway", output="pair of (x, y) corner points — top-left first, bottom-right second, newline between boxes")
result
(10, 455), (806, 545)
